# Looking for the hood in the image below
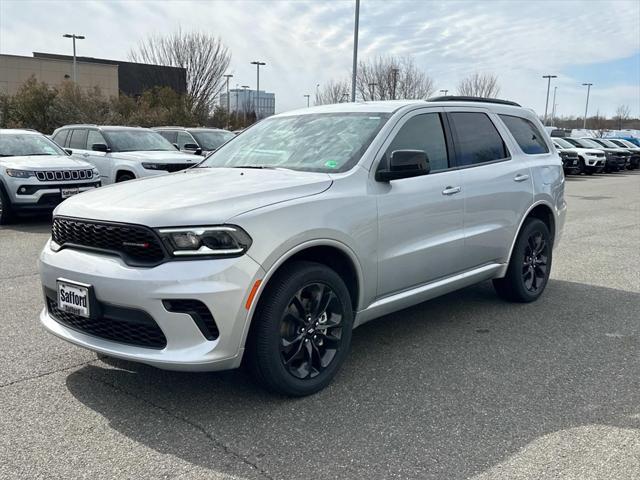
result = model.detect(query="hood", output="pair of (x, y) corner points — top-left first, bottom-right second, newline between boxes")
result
(0, 154), (93, 170)
(111, 150), (201, 164)
(55, 167), (333, 226)
(567, 148), (604, 155)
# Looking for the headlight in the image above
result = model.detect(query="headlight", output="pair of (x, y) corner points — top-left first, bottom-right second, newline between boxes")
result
(6, 169), (35, 178)
(157, 225), (252, 257)
(142, 162), (166, 170)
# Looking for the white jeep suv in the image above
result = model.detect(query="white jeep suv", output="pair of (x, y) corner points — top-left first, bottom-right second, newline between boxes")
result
(51, 125), (201, 184)
(0, 129), (100, 224)
(39, 98), (566, 396)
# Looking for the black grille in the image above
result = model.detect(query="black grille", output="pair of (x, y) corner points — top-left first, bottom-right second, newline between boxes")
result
(52, 217), (166, 265)
(163, 299), (219, 340)
(46, 297), (167, 349)
(36, 169), (94, 181)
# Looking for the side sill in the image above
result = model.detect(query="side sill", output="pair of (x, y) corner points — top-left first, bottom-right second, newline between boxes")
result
(354, 263), (504, 327)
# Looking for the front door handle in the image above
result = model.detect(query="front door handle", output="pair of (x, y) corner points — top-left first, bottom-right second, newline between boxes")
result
(442, 186), (462, 196)
(514, 173), (530, 182)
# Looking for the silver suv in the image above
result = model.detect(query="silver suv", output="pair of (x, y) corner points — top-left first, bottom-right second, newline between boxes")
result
(0, 129), (100, 224)
(51, 125), (201, 183)
(39, 98), (566, 396)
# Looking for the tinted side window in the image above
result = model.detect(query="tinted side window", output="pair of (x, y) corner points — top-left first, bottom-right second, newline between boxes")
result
(86, 130), (106, 149)
(52, 130), (69, 147)
(68, 129), (88, 149)
(449, 112), (508, 166)
(158, 130), (178, 143)
(499, 115), (549, 154)
(386, 113), (449, 171)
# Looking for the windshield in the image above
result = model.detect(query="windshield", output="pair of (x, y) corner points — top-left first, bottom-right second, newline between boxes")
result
(597, 139), (618, 148)
(190, 130), (235, 150)
(554, 138), (574, 149)
(0, 133), (67, 157)
(568, 138), (601, 149)
(199, 113), (391, 173)
(103, 129), (177, 152)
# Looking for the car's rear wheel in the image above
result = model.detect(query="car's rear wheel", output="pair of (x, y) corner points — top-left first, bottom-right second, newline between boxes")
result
(247, 261), (353, 396)
(0, 187), (14, 225)
(493, 218), (552, 303)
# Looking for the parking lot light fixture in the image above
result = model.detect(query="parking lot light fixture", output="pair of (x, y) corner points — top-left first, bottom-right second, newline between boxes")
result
(551, 86), (558, 126)
(440, 89), (449, 96)
(250, 61), (266, 119)
(582, 83), (593, 129)
(542, 75), (557, 126)
(304, 94), (311, 108)
(351, 0), (360, 102)
(62, 33), (85, 83)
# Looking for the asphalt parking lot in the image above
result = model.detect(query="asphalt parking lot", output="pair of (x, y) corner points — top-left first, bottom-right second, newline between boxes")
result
(1, 171), (638, 480)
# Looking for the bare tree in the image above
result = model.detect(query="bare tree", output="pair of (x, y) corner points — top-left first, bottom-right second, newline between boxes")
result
(315, 79), (351, 105)
(456, 73), (501, 98)
(129, 29), (231, 116)
(614, 104), (631, 130)
(356, 56), (435, 101)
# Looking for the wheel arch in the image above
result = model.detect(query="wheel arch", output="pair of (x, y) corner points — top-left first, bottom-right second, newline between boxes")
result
(499, 201), (556, 277)
(240, 239), (364, 350)
(115, 169), (136, 181)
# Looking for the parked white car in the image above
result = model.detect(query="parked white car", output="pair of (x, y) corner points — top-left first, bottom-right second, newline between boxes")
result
(51, 125), (201, 184)
(552, 138), (605, 174)
(0, 129), (100, 224)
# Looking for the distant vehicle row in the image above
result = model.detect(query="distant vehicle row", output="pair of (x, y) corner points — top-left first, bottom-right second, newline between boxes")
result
(552, 137), (640, 175)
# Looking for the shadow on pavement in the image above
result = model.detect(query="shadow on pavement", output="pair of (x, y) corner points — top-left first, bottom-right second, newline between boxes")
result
(65, 279), (640, 479)
(1, 214), (52, 234)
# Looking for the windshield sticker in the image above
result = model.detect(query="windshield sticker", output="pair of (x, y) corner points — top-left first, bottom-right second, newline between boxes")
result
(324, 160), (339, 169)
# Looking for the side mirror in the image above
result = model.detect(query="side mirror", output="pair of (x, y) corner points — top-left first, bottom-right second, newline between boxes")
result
(91, 143), (110, 152)
(183, 143), (200, 151)
(173, 143), (180, 150)
(64, 149), (73, 155)
(376, 150), (430, 182)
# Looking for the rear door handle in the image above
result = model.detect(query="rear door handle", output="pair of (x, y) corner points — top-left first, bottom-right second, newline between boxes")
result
(442, 186), (462, 196)
(514, 173), (529, 182)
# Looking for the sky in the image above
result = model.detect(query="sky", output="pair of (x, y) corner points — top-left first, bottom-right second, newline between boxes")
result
(1, 0), (639, 117)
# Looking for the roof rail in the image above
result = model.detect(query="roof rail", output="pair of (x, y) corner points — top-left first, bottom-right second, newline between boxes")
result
(427, 96), (521, 107)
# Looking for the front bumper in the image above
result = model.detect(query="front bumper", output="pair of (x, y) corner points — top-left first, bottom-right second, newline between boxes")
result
(39, 242), (265, 371)
(583, 156), (604, 168)
(8, 180), (101, 212)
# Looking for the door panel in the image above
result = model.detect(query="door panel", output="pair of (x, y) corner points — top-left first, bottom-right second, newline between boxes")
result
(446, 109), (533, 267)
(377, 169), (465, 296)
(375, 109), (466, 297)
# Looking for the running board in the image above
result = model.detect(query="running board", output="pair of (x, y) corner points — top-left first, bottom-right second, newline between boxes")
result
(354, 263), (504, 327)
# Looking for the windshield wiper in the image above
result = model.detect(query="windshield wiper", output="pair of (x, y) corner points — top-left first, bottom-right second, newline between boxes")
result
(231, 165), (276, 169)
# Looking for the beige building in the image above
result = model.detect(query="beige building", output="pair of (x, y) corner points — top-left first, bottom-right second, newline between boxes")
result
(0, 54), (119, 97)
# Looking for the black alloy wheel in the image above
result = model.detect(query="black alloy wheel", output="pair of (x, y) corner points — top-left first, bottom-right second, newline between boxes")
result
(247, 261), (353, 396)
(279, 282), (344, 380)
(521, 231), (549, 294)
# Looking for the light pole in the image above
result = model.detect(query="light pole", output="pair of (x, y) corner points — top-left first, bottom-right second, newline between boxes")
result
(235, 83), (239, 124)
(304, 94), (311, 107)
(351, 0), (360, 102)
(582, 83), (593, 129)
(241, 85), (250, 124)
(440, 89), (449, 96)
(391, 68), (400, 100)
(550, 86), (557, 126)
(62, 33), (85, 83)
(250, 61), (266, 120)
(542, 74), (557, 125)
(223, 74), (233, 128)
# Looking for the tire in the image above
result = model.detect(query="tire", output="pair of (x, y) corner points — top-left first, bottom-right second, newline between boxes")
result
(493, 218), (552, 303)
(246, 261), (353, 396)
(577, 157), (586, 175)
(116, 172), (135, 182)
(0, 186), (14, 225)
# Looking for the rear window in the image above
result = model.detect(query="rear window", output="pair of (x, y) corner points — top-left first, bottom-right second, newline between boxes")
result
(499, 115), (549, 154)
(449, 112), (508, 166)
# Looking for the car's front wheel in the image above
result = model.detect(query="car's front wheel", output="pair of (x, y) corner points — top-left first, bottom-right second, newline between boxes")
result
(247, 261), (353, 396)
(493, 218), (552, 303)
(0, 187), (14, 225)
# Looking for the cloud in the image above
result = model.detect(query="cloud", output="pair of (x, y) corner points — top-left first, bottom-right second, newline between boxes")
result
(0, 0), (638, 116)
